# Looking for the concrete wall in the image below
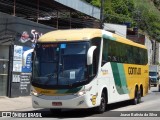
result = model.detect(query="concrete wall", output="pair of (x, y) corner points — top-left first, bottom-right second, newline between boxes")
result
(156, 42), (160, 65)
(150, 40), (160, 65)
(103, 23), (127, 38)
(145, 37), (160, 65)
(145, 36), (153, 65)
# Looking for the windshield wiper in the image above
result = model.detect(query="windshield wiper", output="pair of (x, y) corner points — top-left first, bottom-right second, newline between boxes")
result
(44, 73), (57, 84)
(45, 73), (54, 77)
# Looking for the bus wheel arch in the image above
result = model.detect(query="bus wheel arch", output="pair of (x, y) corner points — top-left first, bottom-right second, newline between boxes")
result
(102, 87), (108, 104)
(94, 87), (108, 113)
(131, 85), (141, 105)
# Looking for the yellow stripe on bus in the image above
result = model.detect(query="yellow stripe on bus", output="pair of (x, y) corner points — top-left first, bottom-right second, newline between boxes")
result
(38, 28), (102, 42)
(123, 64), (149, 99)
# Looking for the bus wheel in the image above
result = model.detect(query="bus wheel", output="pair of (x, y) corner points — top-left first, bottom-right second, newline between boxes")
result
(50, 109), (61, 114)
(94, 92), (106, 114)
(131, 89), (141, 105)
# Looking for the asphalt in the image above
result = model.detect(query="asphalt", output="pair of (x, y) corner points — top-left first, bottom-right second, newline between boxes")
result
(0, 96), (35, 111)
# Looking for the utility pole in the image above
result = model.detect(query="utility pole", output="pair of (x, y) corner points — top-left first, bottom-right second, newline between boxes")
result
(100, 0), (104, 29)
(13, 0), (16, 16)
(154, 40), (157, 64)
(134, 9), (141, 43)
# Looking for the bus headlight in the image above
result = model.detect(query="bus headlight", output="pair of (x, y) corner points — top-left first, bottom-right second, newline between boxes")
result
(31, 90), (38, 96)
(77, 91), (86, 96)
(75, 86), (92, 96)
(31, 89), (42, 96)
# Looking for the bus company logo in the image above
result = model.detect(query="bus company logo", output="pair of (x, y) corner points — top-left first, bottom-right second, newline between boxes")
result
(128, 67), (141, 75)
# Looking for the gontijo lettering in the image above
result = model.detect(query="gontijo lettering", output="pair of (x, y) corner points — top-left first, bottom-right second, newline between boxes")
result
(128, 67), (141, 75)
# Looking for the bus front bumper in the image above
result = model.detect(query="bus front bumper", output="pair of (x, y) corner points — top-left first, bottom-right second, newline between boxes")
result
(32, 94), (95, 109)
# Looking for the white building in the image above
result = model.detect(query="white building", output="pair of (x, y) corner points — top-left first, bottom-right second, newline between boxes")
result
(145, 36), (153, 65)
(155, 41), (160, 65)
(103, 23), (127, 38)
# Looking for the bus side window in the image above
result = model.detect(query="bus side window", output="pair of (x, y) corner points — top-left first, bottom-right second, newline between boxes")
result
(119, 43), (124, 63)
(111, 42), (117, 62)
(102, 39), (108, 66)
(108, 56), (111, 61)
(107, 41), (111, 62)
(115, 42), (121, 62)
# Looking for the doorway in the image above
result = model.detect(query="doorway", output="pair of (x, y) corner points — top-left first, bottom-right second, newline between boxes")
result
(0, 46), (9, 96)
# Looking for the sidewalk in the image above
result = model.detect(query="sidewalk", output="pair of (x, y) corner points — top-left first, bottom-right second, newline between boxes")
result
(0, 96), (35, 111)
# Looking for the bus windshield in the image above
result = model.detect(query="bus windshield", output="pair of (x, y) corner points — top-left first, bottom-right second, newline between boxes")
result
(149, 72), (157, 76)
(32, 42), (89, 86)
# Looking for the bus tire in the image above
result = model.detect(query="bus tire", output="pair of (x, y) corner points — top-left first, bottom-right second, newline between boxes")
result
(131, 88), (141, 105)
(138, 90), (142, 103)
(50, 109), (61, 114)
(94, 92), (106, 114)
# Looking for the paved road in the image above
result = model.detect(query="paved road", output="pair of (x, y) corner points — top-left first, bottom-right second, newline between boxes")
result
(1, 86), (160, 120)
(25, 86), (160, 118)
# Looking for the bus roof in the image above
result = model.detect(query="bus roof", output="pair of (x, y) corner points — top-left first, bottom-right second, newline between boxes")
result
(38, 28), (102, 42)
(112, 33), (147, 49)
(38, 28), (146, 49)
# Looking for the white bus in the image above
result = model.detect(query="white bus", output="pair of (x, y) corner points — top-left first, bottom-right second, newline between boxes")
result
(31, 28), (149, 113)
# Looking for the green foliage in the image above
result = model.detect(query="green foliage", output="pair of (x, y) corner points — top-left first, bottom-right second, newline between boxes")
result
(134, 0), (160, 41)
(83, 0), (160, 41)
(105, 0), (135, 23)
(91, 0), (101, 7)
(153, 0), (160, 8)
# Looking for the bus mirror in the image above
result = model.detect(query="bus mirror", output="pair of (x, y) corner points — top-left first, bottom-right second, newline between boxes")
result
(87, 46), (97, 65)
(22, 49), (34, 66)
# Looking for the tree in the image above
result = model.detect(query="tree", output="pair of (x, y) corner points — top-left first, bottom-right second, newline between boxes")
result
(84, 0), (160, 41)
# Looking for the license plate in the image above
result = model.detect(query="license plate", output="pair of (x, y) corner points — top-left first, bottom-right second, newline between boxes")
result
(52, 102), (62, 106)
